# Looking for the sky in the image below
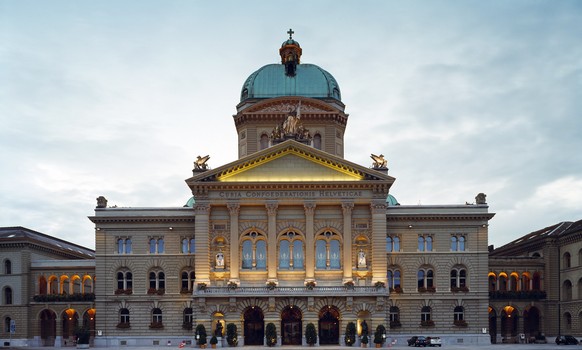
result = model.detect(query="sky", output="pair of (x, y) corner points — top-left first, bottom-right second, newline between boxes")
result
(1, 1), (581, 250)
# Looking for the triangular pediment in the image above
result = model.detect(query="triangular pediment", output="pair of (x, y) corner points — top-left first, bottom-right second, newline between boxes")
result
(187, 140), (394, 184)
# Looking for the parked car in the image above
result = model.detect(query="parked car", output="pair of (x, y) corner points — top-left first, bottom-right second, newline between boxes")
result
(555, 335), (579, 345)
(414, 336), (429, 347)
(407, 336), (419, 346)
(427, 336), (442, 347)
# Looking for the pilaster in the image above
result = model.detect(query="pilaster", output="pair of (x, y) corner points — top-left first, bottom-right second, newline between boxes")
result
(228, 202), (240, 281)
(342, 201), (354, 281)
(370, 200), (387, 283)
(195, 203), (211, 284)
(304, 202), (316, 279)
(266, 201), (278, 281)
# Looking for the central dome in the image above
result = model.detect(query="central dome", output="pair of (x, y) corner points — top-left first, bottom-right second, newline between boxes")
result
(240, 63), (341, 102)
(240, 31), (341, 103)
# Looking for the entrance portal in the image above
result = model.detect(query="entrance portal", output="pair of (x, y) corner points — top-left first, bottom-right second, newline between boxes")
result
(40, 309), (57, 346)
(318, 306), (340, 345)
(243, 307), (264, 346)
(281, 306), (302, 345)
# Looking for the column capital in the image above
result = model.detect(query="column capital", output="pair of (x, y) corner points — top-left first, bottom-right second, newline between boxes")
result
(265, 201), (278, 216)
(194, 204), (210, 215)
(370, 202), (387, 214)
(341, 201), (354, 214)
(304, 201), (316, 216)
(227, 202), (240, 215)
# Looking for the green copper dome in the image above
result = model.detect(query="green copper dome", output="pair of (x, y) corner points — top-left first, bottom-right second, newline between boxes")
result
(240, 63), (341, 102)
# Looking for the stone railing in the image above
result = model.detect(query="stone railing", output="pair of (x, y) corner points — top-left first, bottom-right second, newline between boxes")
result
(197, 286), (388, 296)
(489, 290), (547, 300)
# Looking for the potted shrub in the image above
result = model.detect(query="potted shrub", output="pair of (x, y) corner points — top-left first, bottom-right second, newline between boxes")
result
(360, 321), (369, 347)
(266, 322), (277, 347)
(305, 323), (317, 346)
(210, 336), (218, 349)
(345, 322), (356, 346)
(374, 281), (386, 290)
(305, 280), (316, 290)
(373, 325), (386, 348)
(196, 324), (207, 348)
(266, 281), (277, 290)
(344, 281), (355, 290)
(226, 323), (238, 347)
(197, 283), (207, 291)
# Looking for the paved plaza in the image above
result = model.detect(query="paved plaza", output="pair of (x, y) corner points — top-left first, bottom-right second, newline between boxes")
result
(4, 344), (582, 350)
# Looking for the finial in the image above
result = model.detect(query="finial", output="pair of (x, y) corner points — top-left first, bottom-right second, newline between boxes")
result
(287, 28), (294, 39)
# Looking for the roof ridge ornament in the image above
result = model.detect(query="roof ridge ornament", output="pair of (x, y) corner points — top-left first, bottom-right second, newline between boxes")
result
(287, 28), (294, 40)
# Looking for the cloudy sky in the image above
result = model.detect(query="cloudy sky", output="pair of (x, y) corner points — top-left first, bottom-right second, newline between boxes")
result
(1, 1), (581, 250)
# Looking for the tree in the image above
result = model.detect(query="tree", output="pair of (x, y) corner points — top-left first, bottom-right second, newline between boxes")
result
(345, 322), (356, 346)
(266, 322), (277, 347)
(305, 323), (317, 345)
(196, 324), (207, 346)
(226, 323), (238, 347)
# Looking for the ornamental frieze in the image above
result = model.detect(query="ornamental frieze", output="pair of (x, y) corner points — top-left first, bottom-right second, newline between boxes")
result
(250, 101), (332, 114)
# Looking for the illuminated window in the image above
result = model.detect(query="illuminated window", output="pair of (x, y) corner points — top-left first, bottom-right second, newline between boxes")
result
(278, 231), (304, 270)
(241, 231), (267, 270)
(316, 231), (341, 269)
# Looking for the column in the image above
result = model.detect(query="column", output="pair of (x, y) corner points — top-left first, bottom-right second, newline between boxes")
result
(227, 202), (240, 281)
(370, 200), (387, 283)
(195, 203), (211, 284)
(342, 201), (354, 281)
(266, 201), (278, 281)
(304, 202), (316, 280)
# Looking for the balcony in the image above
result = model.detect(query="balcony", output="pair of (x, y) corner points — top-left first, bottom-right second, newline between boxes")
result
(488, 290), (547, 300)
(196, 286), (388, 297)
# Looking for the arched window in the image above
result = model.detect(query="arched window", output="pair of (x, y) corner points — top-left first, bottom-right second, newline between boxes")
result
(116, 271), (132, 291)
(4, 317), (11, 333)
(498, 273), (508, 291)
(119, 308), (130, 326)
(241, 231), (267, 270)
(181, 238), (195, 253)
(149, 237), (164, 254)
(117, 238), (132, 254)
(563, 252), (571, 268)
(152, 308), (162, 325)
(278, 231), (304, 270)
(148, 270), (165, 292)
(454, 306), (464, 321)
(313, 134), (322, 150)
(564, 312), (572, 330)
(315, 230), (341, 270)
(510, 273), (519, 292)
(521, 273), (531, 291)
(4, 287), (13, 305)
(183, 308), (193, 329)
(387, 268), (401, 291)
(532, 272), (541, 290)
(72, 276), (81, 293)
(418, 267), (435, 291)
(579, 249), (582, 267)
(181, 270), (195, 292)
(386, 235), (400, 252)
(450, 267), (467, 290)
(418, 235), (433, 251)
(451, 235), (466, 251)
(4, 260), (11, 274)
(389, 306), (400, 327)
(488, 274), (497, 291)
(578, 278), (582, 300)
(83, 276), (92, 294)
(421, 306), (431, 322)
(48, 276), (58, 294)
(563, 280), (572, 301)
(260, 134), (269, 150)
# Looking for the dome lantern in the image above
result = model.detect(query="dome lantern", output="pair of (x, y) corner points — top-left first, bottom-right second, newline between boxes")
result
(279, 28), (302, 76)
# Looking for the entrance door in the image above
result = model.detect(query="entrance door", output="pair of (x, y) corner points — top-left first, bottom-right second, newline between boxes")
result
(40, 309), (57, 346)
(319, 307), (340, 345)
(243, 307), (264, 346)
(281, 306), (302, 345)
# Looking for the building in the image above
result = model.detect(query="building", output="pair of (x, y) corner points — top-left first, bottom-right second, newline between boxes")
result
(488, 219), (582, 344)
(88, 32), (493, 347)
(0, 227), (95, 347)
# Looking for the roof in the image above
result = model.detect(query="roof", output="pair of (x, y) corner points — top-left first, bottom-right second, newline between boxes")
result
(0, 226), (95, 258)
(240, 64), (341, 102)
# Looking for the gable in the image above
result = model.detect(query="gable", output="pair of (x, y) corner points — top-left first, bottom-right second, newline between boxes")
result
(218, 152), (363, 182)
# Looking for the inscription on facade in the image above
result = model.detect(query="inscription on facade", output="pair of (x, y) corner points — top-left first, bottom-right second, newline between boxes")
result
(216, 190), (365, 199)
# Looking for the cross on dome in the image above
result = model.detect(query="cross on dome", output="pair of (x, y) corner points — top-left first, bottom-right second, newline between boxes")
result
(287, 28), (294, 39)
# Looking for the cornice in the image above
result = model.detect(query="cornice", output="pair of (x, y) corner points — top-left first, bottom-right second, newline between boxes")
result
(89, 216), (195, 224)
(386, 213), (495, 221)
